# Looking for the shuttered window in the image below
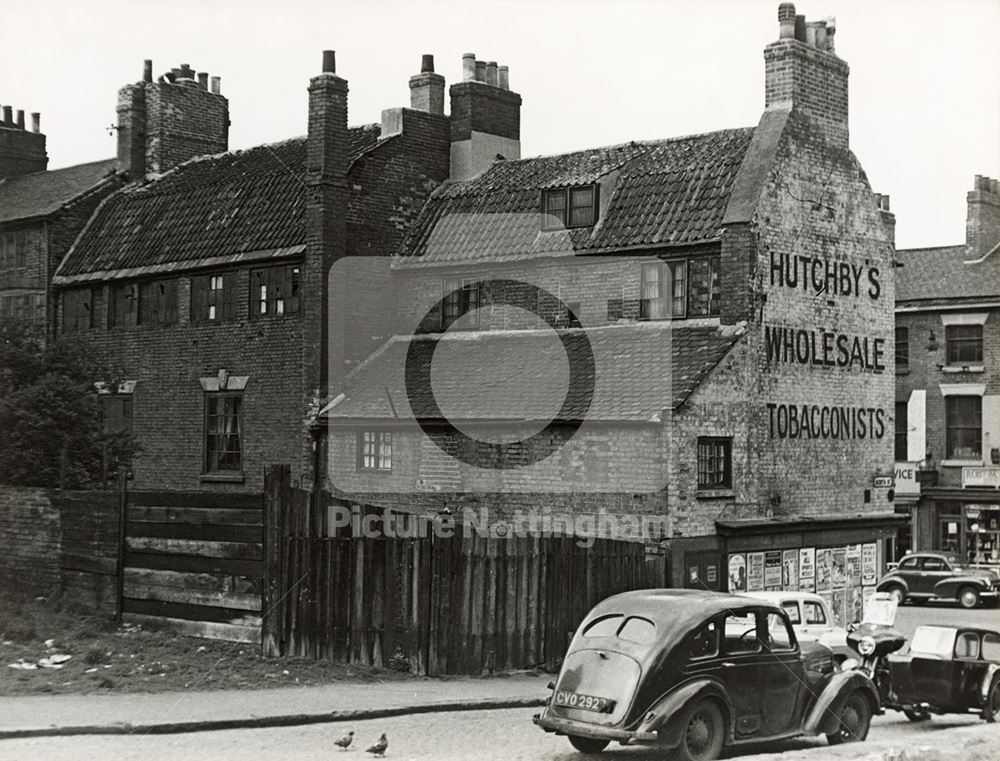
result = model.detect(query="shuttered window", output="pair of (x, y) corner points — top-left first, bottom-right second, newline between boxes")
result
(191, 273), (237, 323)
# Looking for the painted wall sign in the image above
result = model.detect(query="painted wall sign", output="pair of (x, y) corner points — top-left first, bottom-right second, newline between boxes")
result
(728, 553), (747, 592)
(766, 403), (885, 440)
(764, 325), (886, 372)
(963, 466), (1000, 488)
(769, 252), (881, 300)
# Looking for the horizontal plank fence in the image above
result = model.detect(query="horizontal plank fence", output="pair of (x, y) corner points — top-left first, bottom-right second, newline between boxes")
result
(262, 465), (662, 674)
(123, 490), (264, 644)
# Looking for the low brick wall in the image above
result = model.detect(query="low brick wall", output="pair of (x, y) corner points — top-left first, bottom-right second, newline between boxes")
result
(0, 486), (61, 596)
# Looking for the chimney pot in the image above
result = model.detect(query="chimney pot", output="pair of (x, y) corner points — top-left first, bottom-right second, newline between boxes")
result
(498, 65), (510, 90)
(210, 76), (221, 94)
(31, 112), (40, 133)
(421, 54), (435, 73)
(462, 53), (476, 81)
(143, 59), (153, 83)
(475, 60), (487, 82)
(778, 3), (796, 38)
(322, 50), (336, 74)
(485, 61), (498, 86)
(2, 105), (12, 125)
(179, 63), (194, 79)
(794, 14), (806, 42)
(16, 110), (25, 129)
(805, 21), (817, 47)
(815, 21), (827, 50)
(197, 72), (209, 88)
(975, 174), (985, 191)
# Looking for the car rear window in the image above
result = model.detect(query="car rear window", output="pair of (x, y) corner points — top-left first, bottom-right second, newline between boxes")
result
(911, 626), (956, 656)
(983, 634), (1000, 661)
(803, 601), (827, 624)
(618, 617), (656, 644)
(583, 614), (624, 638)
(955, 632), (980, 659)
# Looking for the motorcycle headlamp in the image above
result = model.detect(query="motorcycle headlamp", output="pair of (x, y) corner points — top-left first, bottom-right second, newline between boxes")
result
(858, 636), (876, 656)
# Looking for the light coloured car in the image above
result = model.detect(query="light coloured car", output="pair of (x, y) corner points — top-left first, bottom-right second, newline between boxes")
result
(741, 591), (851, 659)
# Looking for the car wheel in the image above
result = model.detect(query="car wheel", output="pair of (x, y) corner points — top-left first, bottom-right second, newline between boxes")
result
(567, 736), (609, 754)
(958, 587), (980, 609)
(885, 585), (906, 605)
(983, 678), (1000, 723)
(904, 708), (930, 722)
(674, 699), (725, 761)
(827, 691), (872, 745)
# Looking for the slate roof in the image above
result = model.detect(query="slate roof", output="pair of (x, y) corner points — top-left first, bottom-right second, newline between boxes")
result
(54, 127), (381, 281)
(321, 322), (743, 423)
(896, 244), (1000, 304)
(397, 128), (754, 267)
(0, 159), (118, 224)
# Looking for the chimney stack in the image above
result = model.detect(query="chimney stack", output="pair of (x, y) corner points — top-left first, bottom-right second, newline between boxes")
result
(409, 53), (446, 115)
(449, 52), (521, 181)
(764, 3), (849, 147)
(874, 193), (895, 248)
(31, 113), (40, 133)
(116, 57), (229, 178)
(0, 103), (47, 178)
(966, 174), (1000, 257)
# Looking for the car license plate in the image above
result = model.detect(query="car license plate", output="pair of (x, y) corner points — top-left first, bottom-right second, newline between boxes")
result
(553, 690), (614, 713)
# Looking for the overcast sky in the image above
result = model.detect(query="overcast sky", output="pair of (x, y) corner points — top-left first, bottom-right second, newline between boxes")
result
(1, 0), (997, 250)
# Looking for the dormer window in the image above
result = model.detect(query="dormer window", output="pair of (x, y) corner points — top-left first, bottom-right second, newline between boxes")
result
(541, 185), (598, 230)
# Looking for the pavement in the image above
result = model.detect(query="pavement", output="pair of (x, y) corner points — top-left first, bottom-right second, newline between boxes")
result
(0, 673), (551, 739)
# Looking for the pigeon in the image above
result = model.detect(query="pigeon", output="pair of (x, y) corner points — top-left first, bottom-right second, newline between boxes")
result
(334, 730), (354, 750)
(365, 733), (388, 757)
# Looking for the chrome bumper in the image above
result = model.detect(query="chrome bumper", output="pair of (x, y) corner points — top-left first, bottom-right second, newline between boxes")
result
(533, 713), (657, 744)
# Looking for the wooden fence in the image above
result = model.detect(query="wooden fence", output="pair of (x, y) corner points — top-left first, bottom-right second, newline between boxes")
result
(262, 466), (662, 674)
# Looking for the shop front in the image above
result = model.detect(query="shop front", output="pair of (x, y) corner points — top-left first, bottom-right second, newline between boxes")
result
(917, 482), (1000, 570)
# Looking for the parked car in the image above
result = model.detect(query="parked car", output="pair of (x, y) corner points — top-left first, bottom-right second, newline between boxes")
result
(885, 625), (1000, 722)
(533, 590), (878, 761)
(741, 591), (851, 661)
(875, 552), (1000, 608)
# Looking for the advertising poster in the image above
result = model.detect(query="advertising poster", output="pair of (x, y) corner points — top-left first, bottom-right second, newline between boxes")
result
(831, 587), (847, 628)
(764, 551), (782, 589)
(818, 590), (834, 622)
(861, 543), (878, 585)
(831, 547), (847, 588)
(782, 549), (799, 591)
(727, 554), (747, 592)
(849, 586), (864, 624)
(748, 552), (765, 591)
(816, 549), (832, 590)
(799, 547), (816, 592)
(847, 544), (862, 587)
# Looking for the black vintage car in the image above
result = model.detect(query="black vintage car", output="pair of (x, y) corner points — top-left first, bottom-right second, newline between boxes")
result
(533, 590), (878, 761)
(885, 625), (1000, 722)
(875, 552), (1000, 608)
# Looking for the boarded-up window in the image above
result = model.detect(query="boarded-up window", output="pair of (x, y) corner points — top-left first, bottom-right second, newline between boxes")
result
(191, 272), (237, 323)
(250, 265), (300, 317)
(138, 279), (178, 326)
(109, 283), (137, 328)
(62, 288), (95, 332)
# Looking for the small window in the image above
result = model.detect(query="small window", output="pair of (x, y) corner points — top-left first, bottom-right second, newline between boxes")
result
(697, 437), (732, 490)
(617, 616), (656, 644)
(723, 611), (762, 654)
(982, 633), (1000, 661)
(686, 620), (719, 660)
(251, 265), (300, 317)
(582, 614), (624, 638)
(781, 602), (801, 625)
(895, 326), (908, 370)
(358, 430), (392, 471)
(946, 325), (983, 365)
(441, 277), (480, 330)
(766, 614), (796, 651)
(803, 601), (827, 625)
(541, 186), (598, 230)
(921, 557), (949, 572)
(192, 273), (236, 323)
(138, 279), (178, 326)
(945, 396), (982, 460)
(639, 260), (687, 320)
(955, 632), (980, 659)
(204, 393), (242, 473)
(62, 288), (95, 332)
(898, 555), (919, 569)
(895, 401), (908, 461)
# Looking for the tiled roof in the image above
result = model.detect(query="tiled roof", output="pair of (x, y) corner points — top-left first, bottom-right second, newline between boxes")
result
(0, 159), (118, 224)
(55, 127), (381, 279)
(398, 128), (754, 267)
(896, 245), (1000, 303)
(321, 322), (743, 423)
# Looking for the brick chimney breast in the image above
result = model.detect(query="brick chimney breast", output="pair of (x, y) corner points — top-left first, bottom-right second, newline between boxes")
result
(449, 53), (521, 180)
(764, 3), (849, 148)
(0, 102), (48, 179)
(967, 174), (1000, 257)
(409, 54), (446, 115)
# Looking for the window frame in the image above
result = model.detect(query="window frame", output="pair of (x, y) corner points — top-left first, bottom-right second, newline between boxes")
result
(895, 326), (909, 370)
(203, 391), (244, 475)
(250, 264), (301, 318)
(945, 324), (983, 365)
(62, 287), (95, 332)
(945, 395), (982, 460)
(697, 436), (733, 490)
(137, 278), (179, 326)
(540, 185), (599, 230)
(191, 271), (237, 323)
(357, 430), (393, 472)
(441, 276), (480, 331)
(895, 400), (908, 461)
(639, 259), (688, 320)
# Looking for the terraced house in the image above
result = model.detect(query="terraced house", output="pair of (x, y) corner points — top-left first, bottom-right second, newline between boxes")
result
(320, 4), (904, 612)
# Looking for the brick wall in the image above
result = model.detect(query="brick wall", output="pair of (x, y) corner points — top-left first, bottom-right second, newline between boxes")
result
(966, 176), (1000, 257)
(144, 79), (229, 175)
(0, 123), (47, 179)
(0, 486), (61, 595)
